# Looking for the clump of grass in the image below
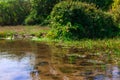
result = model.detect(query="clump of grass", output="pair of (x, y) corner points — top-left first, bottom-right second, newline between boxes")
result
(0, 32), (7, 38)
(60, 38), (120, 50)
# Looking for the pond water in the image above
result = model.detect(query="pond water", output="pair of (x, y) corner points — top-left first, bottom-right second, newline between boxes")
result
(0, 40), (120, 80)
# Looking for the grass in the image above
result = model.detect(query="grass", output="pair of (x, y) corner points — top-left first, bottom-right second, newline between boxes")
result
(63, 38), (119, 49)
(34, 38), (120, 50)
(0, 25), (50, 38)
(0, 25), (50, 33)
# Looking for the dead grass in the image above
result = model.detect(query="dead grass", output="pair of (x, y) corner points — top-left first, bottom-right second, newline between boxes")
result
(0, 25), (50, 33)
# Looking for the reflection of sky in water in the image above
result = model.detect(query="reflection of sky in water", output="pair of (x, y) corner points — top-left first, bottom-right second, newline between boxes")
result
(1, 51), (120, 80)
(0, 52), (34, 80)
(94, 66), (120, 80)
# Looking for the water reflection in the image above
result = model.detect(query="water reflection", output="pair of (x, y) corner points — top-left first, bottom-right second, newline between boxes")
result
(0, 40), (120, 80)
(0, 52), (35, 80)
(105, 66), (120, 80)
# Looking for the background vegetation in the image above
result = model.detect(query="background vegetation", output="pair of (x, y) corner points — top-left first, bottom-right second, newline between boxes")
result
(0, 0), (31, 25)
(25, 0), (60, 25)
(0, 0), (120, 40)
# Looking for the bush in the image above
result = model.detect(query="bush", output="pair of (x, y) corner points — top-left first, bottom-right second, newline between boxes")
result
(111, 6), (120, 25)
(72, 0), (114, 10)
(0, 0), (31, 26)
(112, 0), (120, 8)
(25, 0), (59, 25)
(49, 1), (119, 40)
(110, 0), (120, 25)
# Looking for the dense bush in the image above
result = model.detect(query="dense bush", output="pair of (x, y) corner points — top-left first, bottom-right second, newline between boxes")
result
(25, 0), (59, 25)
(0, 0), (31, 26)
(111, 6), (120, 25)
(72, 0), (114, 10)
(49, 1), (119, 40)
(110, 0), (120, 25)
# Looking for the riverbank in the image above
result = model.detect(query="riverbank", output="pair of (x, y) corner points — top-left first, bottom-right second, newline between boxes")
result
(0, 26), (120, 65)
(0, 25), (50, 40)
(0, 26), (120, 51)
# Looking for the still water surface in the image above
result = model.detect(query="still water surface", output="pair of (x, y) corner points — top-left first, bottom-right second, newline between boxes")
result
(0, 40), (120, 80)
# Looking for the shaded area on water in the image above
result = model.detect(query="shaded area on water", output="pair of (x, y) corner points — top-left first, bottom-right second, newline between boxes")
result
(0, 40), (120, 80)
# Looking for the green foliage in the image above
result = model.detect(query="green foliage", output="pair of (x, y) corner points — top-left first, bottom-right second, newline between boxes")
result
(73, 0), (114, 10)
(111, 6), (120, 26)
(112, 0), (120, 8)
(0, 0), (31, 25)
(111, 0), (120, 25)
(50, 1), (119, 40)
(25, 0), (59, 25)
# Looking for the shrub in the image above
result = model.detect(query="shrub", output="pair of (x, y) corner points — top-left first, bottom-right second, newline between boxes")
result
(25, 0), (59, 25)
(72, 0), (114, 10)
(49, 1), (119, 40)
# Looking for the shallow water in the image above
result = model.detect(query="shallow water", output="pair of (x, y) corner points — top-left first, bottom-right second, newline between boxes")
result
(0, 40), (120, 80)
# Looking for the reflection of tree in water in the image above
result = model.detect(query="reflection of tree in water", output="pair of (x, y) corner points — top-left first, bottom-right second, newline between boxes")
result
(85, 64), (120, 80)
(33, 43), (79, 80)
(0, 40), (36, 54)
(105, 65), (120, 80)
(31, 43), (53, 80)
(3, 40), (119, 80)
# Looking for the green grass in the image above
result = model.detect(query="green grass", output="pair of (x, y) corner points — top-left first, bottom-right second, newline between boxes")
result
(35, 38), (120, 50)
